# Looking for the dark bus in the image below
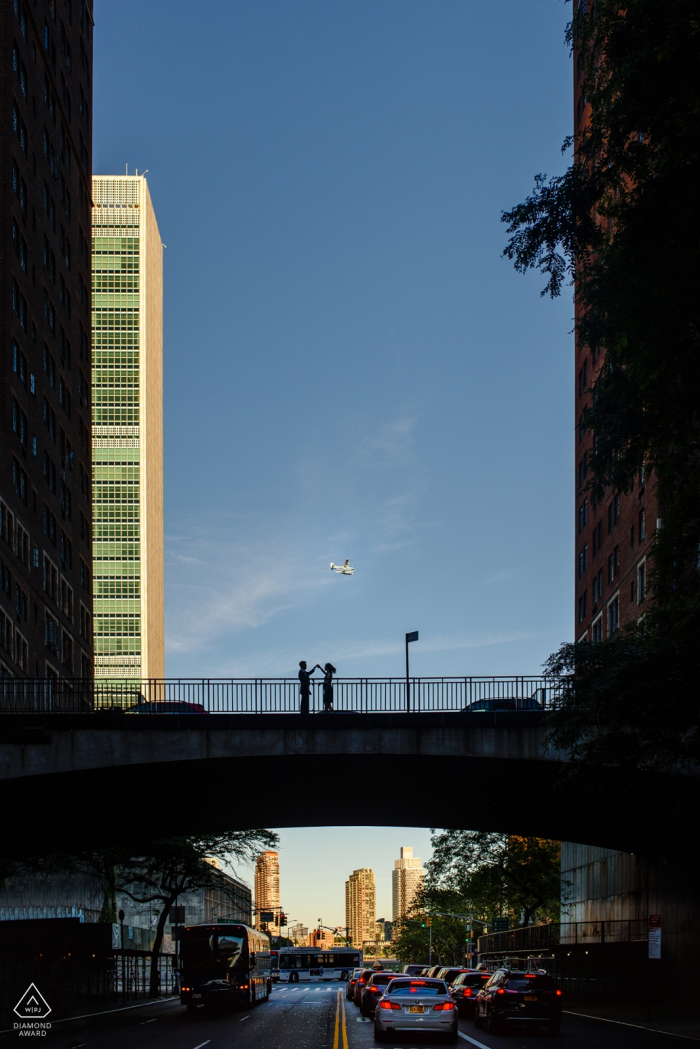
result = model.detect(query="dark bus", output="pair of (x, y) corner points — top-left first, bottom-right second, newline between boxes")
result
(180, 923), (271, 1012)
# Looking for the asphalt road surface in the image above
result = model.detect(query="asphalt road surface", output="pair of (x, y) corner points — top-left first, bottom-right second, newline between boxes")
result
(4, 983), (690, 1049)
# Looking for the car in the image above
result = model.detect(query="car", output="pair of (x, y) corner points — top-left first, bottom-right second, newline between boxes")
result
(124, 700), (208, 714)
(373, 978), (458, 1044)
(449, 970), (492, 1017)
(474, 968), (563, 1035)
(353, 969), (376, 1007)
(461, 694), (543, 713)
(402, 964), (429, 977)
(436, 967), (471, 985)
(425, 965), (444, 977)
(359, 971), (400, 1017)
(346, 968), (363, 1000)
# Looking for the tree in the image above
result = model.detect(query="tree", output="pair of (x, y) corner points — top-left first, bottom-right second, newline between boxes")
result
(501, 0), (700, 781)
(427, 831), (562, 928)
(19, 829), (278, 998)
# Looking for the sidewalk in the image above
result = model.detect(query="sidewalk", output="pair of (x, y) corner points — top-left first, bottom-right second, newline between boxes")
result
(563, 995), (700, 1041)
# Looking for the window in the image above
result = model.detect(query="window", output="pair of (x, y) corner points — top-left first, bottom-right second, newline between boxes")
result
(592, 568), (603, 606)
(43, 453), (56, 493)
(578, 358), (588, 397)
(592, 519), (603, 555)
(44, 290), (56, 332)
(77, 370), (89, 408)
(578, 591), (588, 623)
(639, 509), (646, 541)
(607, 496), (620, 533)
(44, 237), (56, 281)
(59, 378), (72, 416)
(45, 612), (59, 651)
(60, 530), (72, 568)
(578, 544), (588, 578)
(12, 399), (28, 445)
(79, 511), (90, 542)
(578, 452), (588, 490)
(61, 631), (73, 671)
(578, 498), (588, 534)
(607, 595), (620, 635)
(44, 345), (57, 388)
(637, 560), (646, 604)
(15, 524), (29, 566)
(59, 577), (73, 619)
(15, 630), (28, 672)
(59, 480), (72, 519)
(79, 603), (91, 641)
(43, 398), (56, 440)
(12, 340), (28, 386)
(43, 555), (58, 602)
(79, 558), (90, 590)
(43, 505), (57, 543)
(13, 458), (28, 503)
(13, 280), (27, 329)
(15, 583), (27, 621)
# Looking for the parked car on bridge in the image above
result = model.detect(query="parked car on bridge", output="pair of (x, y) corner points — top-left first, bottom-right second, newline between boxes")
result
(359, 971), (401, 1017)
(124, 700), (208, 714)
(353, 969), (376, 1006)
(449, 970), (491, 1017)
(346, 968), (363, 1000)
(474, 969), (562, 1035)
(462, 694), (542, 712)
(373, 978), (458, 1044)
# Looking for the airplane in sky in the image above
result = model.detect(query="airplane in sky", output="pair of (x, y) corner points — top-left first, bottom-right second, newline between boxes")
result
(330, 560), (355, 575)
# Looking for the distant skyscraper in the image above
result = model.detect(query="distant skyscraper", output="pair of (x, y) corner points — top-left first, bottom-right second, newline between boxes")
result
(392, 846), (424, 921)
(290, 922), (309, 946)
(91, 175), (164, 684)
(345, 867), (375, 948)
(254, 850), (280, 936)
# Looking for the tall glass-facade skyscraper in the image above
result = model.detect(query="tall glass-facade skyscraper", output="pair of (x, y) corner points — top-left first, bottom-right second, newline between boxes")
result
(91, 175), (163, 685)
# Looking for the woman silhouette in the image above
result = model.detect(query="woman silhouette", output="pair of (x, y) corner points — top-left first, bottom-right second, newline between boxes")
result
(322, 663), (337, 712)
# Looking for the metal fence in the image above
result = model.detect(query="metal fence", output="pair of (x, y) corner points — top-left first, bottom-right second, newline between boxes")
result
(478, 918), (648, 957)
(0, 675), (561, 714)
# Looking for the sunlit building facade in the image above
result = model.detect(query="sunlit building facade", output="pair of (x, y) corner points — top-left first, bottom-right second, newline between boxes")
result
(254, 850), (280, 936)
(392, 846), (424, 921)
(345, 867), (375, 949)
(91, 175), (163, 684)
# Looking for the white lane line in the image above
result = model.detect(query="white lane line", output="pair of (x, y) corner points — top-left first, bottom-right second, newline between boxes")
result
(192, 1042), (211, 1049)
(563, 1011), (700, 1041)
(239, 1015), (250, 1021)
(458, 1031), (491, 1049)
(141, 1018), (156, 1024)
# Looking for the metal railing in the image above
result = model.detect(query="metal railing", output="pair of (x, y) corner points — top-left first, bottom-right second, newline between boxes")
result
(0, 675), (561, 715)
(477, 918), (648, 957)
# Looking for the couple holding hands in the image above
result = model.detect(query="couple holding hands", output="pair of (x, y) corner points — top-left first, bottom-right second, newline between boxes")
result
(298, 660), (337, 714)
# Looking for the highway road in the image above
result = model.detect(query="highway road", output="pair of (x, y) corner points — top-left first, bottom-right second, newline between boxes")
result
(3, 982), (690, 1049)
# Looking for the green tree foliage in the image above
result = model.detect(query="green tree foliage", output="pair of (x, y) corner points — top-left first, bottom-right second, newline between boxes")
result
(502, 0), (700, 778)
(391, 832), (562, 964)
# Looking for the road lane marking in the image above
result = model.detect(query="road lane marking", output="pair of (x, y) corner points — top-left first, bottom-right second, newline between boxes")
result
(239, 1015), (250, 1021)
(140, 1018), (156, 1024)
(458, 1032), (491, 1048)
(340, 989), (348, 1049)
(332, 991), (340, 1049)
(563, 1011), (700, 1041)
(192, 1042), (210, 1049)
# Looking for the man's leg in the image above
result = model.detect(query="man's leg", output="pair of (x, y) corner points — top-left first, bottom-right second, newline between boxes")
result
(300, 692), (310, 715)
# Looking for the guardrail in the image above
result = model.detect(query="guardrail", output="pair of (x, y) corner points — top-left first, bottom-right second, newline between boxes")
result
(0, 676), (562, 714)
(477, 919), (648, 957)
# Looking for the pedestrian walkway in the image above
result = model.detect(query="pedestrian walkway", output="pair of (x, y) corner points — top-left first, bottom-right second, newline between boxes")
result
(564, 996), (700, 1041)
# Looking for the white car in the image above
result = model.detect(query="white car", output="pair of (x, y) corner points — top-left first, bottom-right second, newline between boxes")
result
(373, 978), (458, 1043)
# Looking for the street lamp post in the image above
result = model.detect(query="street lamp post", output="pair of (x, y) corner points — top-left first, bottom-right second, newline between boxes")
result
(405, 631), (419, 711)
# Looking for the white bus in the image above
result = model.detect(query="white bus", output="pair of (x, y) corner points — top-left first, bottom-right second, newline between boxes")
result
(274, 946), (362, 983)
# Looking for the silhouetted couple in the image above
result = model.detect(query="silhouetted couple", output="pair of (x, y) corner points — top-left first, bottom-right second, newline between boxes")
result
(298, 660), (336, 714)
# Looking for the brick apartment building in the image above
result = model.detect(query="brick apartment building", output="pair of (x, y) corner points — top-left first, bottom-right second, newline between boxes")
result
(573, 14), (658, 644)
(1, 0), (93, 679)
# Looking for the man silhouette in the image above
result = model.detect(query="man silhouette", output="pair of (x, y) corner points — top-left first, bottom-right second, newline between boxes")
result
(298, 660), (319, 715)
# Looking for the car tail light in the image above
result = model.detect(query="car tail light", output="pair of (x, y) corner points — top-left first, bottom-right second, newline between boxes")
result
(556, 990), (562, 997)
(370, 987), (382, 994)
(497, 988), (505, 995)
(464, 988), (472, 997)
(379, 1001), (400, 1011)
(432, 1002), (455, 1011)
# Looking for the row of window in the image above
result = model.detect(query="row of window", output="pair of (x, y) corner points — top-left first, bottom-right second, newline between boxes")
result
(578, 560), (647, 630)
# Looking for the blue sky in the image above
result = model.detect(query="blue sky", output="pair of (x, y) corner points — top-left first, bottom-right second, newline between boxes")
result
(94, 0), (572, 928)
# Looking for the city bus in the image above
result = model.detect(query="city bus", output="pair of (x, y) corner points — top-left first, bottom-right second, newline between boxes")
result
(180, 922), (271, 1012)
(274, 946), (362, 983)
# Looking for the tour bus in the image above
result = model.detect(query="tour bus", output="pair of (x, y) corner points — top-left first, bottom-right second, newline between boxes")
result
(180, 922), (271, 1012)
(274, 946), (362, 983)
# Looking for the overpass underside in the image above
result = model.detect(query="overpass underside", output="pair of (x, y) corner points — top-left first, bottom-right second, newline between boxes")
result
(0, 712), (694, 859)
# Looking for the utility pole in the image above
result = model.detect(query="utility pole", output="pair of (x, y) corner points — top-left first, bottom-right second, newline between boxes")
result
(405, 631), (419, 711)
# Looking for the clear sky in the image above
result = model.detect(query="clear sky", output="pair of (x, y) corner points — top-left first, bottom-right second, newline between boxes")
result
(93, 1), (573, 931)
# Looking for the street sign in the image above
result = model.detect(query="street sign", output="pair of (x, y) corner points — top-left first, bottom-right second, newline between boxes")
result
(170, 906), (186, 924)
(259, 911), (275, 922)
(648, 914), (661, 959)
(406, 631), (419, 643)
(492, 918), (509, 932)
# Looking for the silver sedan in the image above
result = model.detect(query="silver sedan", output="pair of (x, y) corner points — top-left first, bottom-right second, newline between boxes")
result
(373, 978), (459, 1044)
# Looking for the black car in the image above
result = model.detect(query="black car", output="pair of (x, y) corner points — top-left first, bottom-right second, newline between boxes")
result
(474, 969), (562, 1035)
(402, 964), (428, 977)
(353, 969), (377, 1007)
(425, 965), (443, 978)
(449, 970), (492, 1017)
(436, 967), (471, 985)
(359, 971), (399, 1017)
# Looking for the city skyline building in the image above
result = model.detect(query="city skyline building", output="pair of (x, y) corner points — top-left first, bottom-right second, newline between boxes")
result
(254, 850), (280, 936)
(345, 867), (375, 949)
(1, 0), (94, 681)
(392, 846), (424, 922)
(90, 175), (163, 683)
(289, 922), (308, 946)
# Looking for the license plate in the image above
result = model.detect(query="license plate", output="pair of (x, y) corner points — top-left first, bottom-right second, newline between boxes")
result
(192, 993), (202, 999)
(409, 1005), (424, 1013)
(524, 995), (537, 1001)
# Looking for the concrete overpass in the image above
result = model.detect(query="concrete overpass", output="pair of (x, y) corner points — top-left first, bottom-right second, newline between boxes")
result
(0, 710), (693, 859)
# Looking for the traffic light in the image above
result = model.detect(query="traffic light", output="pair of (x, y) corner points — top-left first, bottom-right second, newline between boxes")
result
(279, 912), (287, 926)
(426, 917), (432, 928)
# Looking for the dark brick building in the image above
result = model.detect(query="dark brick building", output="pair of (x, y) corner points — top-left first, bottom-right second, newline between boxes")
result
(573, 22), (658, 644)
(1, 0), (93, 680)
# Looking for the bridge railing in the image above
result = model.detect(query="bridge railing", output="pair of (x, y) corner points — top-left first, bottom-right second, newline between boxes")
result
(0, 676), (564, 714)
(477, 918), (648, 957)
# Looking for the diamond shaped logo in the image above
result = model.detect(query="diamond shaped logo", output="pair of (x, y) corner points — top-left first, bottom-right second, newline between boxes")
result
(14, 983), (51, 1019)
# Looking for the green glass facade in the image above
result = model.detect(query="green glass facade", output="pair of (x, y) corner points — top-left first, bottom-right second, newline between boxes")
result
(92, 191), (142, 681)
